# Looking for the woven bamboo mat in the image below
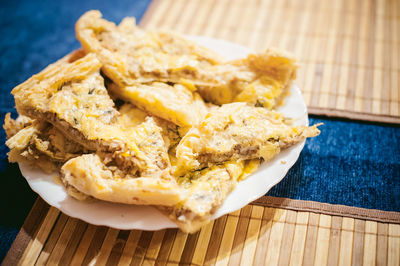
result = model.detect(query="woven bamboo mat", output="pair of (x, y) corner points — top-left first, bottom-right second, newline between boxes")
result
(139, 0), (400, 124)
(4, 197), (400, 265)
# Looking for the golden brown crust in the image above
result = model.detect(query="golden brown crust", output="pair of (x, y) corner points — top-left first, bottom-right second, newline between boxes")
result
(109, 82), (208, 127)
(76, 12), (298, 110)
(3, 114), (33, 138)
(76, 10), (222, 87)
(160, 161), (244, 233)
(4, 118), (86, 173)
(61, 153), (183, 206)
(11, 51), (176, 178)
(175, 103), (321, 174)
(117, 103), (181, 149)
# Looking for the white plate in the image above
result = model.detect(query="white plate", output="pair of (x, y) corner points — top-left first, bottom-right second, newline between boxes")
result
(18, 36), (308, 230)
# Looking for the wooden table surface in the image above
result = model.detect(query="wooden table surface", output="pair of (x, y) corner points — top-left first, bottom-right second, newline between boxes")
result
(4, 197), (400, 265)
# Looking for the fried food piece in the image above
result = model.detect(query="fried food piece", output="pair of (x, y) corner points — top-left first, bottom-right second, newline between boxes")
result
(109, 82), (208, 127)
(160, 161), (244, 233)
(10, 50), (181, 205)
(12, 52), (101, 118)
(5, 118), (86, 173)
(119, 117), (171, 176)
(5, 105), (179, 205)
(175, 103), (320, 174)
(62, 154), (183, 206)
(11, 52), (153, 174)
(196, 48), (298, 107)
(76, 11), (297, 109)
(3, 113), (33, 138)
(238, 159), (261, 181)
(6, 122), (57, 173)
(117, 103), (181, 148)
(12, 53), (112, 147)
(61, 118), (183, 206)
(76, 10), (222, 87)
(117, 103), (148, 128)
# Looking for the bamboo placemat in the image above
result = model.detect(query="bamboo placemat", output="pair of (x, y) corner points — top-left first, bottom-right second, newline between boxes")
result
(4, 197), (400, 265)
(139, 0), (400, 124)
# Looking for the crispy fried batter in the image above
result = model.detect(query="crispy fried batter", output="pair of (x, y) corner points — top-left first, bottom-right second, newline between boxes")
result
(117, 103), (181, 148)
(3, 114), (33, 138)
(76, 11), (297, 109)
(196, 48), (298, 107)
(62, 153), (182, 206)
(11, 53), (151, 173)
(61, 117), (183, 207)
(109, 82), (208, 127)
(160, 161), (244, 233)
(175, 103), (320, 174)
(5, 118), (86, 173)
(76, 10), (222, 87)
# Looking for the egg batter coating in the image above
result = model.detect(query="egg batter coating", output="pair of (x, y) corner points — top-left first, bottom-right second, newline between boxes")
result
(3, 113), (33, 138)
(117, 103), (181, 149)
(75, 11), (297, 109)
(61, 118), (184, 206)
(75, 10), (222, 87)
(195, 48), (298, 108)
(12, 51), (182, 181)
(5, 118), (86, 173)
(175, 103), (320, 174)
(109, 82), (208, 128)
(159, 161), (244, 233)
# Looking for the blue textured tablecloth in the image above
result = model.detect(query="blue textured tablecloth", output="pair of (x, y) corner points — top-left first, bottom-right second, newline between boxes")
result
(1, 0), (399, 261)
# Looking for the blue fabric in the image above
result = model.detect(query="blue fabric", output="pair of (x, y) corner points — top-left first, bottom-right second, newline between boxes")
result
(0, 0), (399, 261)
(0, 0), (152, 261)
(266, 117), (400, 211)
(0, 226), (18, 261)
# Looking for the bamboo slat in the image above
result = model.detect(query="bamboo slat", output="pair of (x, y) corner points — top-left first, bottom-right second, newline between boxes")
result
(338, 218), (355, 266)
(4, 197), (400, 265)
(139, 0), (400, 123)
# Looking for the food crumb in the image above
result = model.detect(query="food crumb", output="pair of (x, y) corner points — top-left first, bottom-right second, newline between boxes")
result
(53, 175), (62, 185)
(281, 160), (286, 164)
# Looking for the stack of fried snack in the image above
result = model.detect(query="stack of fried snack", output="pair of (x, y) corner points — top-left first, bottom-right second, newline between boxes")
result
(4, 11), (320, 233)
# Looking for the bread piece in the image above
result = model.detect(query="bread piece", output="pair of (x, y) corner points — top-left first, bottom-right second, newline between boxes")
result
(59, 115), (185, 206)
